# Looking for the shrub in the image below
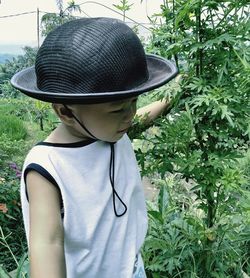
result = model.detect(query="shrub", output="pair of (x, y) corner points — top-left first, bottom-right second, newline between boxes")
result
(138, 0), (250, 276)
(142, 171), (250, 278)
(0, 168), (27, 273)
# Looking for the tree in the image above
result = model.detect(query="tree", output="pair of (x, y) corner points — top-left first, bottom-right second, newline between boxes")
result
(41, 0), (81, 36)
(0, 47), (37, 97)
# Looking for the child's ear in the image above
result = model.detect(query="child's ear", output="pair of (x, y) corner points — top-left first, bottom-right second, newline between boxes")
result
(52, 104), (74, 125)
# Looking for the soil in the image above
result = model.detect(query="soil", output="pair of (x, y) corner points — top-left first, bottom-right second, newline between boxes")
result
(142, 177), (159, 201)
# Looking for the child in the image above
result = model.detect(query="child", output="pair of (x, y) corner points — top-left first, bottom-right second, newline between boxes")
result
(11, 17), (178, 278)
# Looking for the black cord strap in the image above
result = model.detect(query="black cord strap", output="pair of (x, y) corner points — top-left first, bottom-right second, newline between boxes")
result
(63, 105), (97, 139)
(109, 143), (127, 217)
(63, 105), (127, 217)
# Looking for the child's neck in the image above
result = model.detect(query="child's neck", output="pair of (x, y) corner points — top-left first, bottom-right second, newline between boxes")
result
(44, 123), (90, 144)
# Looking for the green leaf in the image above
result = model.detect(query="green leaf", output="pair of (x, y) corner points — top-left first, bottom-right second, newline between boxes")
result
(0, 265), (11, 278)
(243, 122), (250, 139)
(15, 252), (29, 278)
(148, 210), (163, 224)
(158, 184), (169, 216)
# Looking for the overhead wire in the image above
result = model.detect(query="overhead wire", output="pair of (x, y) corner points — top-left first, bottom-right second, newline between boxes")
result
(0, 11), (36, 19)
(0, 3), (161, 29)
(77, 1), (152, 31)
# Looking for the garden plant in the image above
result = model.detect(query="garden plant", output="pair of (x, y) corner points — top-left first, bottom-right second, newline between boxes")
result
(136, 0), (250, 277)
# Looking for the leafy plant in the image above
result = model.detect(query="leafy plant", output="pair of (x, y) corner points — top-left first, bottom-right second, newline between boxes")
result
(0, 241), (29, 278)
(113, 0), (134, 22)
(138, 0), (250, 276)
(0, 162), (27, 272)
(34, 100), (54, 131)
(142, 173), (250, 278)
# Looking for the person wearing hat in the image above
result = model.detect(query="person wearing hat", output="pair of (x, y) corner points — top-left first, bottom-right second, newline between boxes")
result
(11, 17), (178, 278)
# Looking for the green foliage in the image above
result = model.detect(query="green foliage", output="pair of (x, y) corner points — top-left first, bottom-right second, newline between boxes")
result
(0, 249), (29, 278)
(0, 46), (37, 97)
(41, 0), (81, 36)
(0, 98), (58, 132)
(0, 119), (29, 271)
(14, 252), (29, 278)
(0, 99), (31, 121)
(0, 158), (27, 272)
(0, 81), (20, 99)
(113, 0), (133, 12)
(0, 265), (11, 278)
(0, 99), (53, 272)
(0, 46), (37, 81)
(113, 0), (134, 21)
(33, 100), (55, 131)
(143, 174), (250, 278)
(0, 115), (27, 141)
(146, 0), (250, 77)
(139, 0), (250, 276)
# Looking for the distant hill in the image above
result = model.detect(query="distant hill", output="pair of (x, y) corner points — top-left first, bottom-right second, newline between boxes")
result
(0, 44), (25, 55)
(0, 44), (29, 64)
(0, 43), (37, 64)
(0, 53), (16, 64)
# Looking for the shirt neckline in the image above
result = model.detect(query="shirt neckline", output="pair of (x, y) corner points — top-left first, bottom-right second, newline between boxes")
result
(36, 138), (97, 148)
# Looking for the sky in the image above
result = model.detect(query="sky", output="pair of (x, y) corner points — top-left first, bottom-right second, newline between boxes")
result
(0, 0), (163, 52)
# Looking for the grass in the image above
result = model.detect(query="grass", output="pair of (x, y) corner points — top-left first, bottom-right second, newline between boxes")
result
(0, 115), (27, 141)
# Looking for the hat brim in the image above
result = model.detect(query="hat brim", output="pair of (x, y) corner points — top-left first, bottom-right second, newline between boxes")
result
(11, 54), (178, 104)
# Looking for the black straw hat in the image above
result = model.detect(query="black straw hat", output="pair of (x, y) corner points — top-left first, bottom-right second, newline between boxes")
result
(11, 17), (178, 104)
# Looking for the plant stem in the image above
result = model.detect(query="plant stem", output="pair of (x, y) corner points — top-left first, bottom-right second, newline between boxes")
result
(38, 113), (44, 131)
(195, 0), (202, 77)
(171, 0), (179, 70)
(195, 124), (216, 229)
(0, 227), (19, 267)
(206, 188), (215, 228)
(198, 1), (203, 76)
(165, 0), (169, 9)
(209, 9), (215, 30)
(216, 3), (239, 29)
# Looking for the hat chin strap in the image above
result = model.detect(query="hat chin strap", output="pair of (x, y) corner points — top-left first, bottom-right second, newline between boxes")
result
(109, 143), (128, 217)
(63, 104), (97, 140)
(63, 104), (127, 217)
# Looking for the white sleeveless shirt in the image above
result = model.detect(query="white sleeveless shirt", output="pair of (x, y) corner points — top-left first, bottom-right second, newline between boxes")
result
(21, 134), (148, 278)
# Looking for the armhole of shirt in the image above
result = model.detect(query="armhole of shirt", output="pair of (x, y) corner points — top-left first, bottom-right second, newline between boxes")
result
(23, 163), (64, 218)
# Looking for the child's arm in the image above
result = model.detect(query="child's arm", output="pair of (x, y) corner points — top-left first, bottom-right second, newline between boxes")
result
(136, 99), (170, 126)
(26, 171), (66, 278)
(133, 75), (182, 129)
(128, 99), (171, 139)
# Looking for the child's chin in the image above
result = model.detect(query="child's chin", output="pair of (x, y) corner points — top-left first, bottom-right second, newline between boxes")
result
(103, 133), (125, 143)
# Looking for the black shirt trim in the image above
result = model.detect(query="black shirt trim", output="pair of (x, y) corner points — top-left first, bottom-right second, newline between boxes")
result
(36, 138), (97, 148)
(24, 163), (64, 218)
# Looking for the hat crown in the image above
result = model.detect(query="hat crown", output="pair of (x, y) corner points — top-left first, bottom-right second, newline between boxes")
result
(35, 17), (148, 95)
